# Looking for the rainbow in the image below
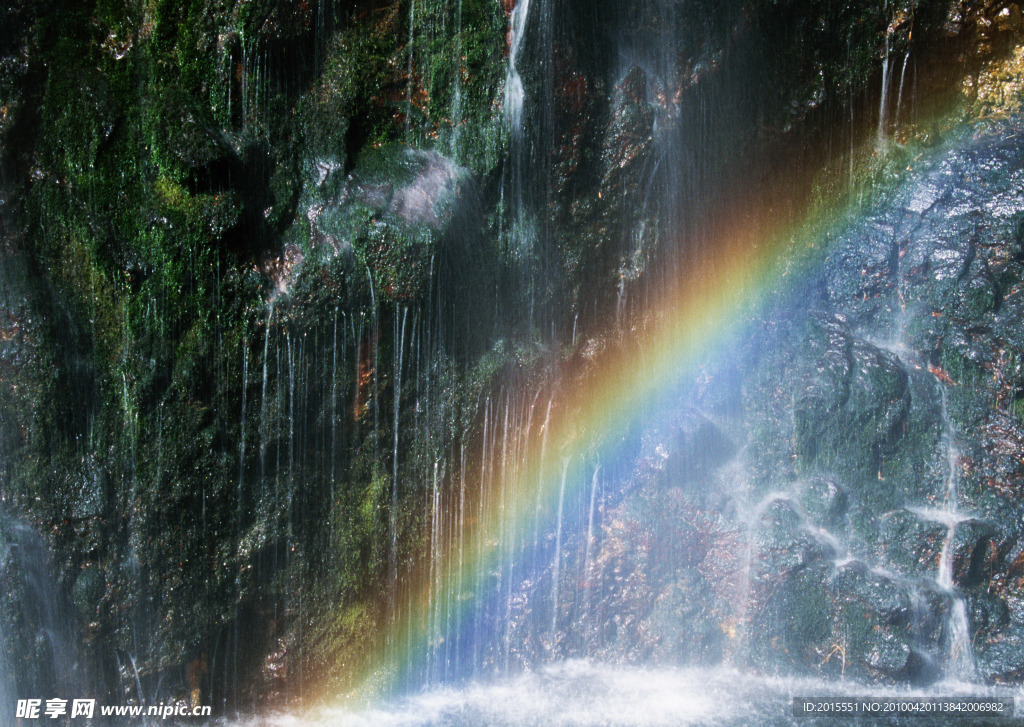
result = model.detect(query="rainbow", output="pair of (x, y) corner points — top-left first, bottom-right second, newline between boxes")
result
(337, 139), (887, 707)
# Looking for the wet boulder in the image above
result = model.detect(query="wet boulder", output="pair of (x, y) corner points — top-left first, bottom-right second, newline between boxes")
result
(748, 560), (834, 674)
(150, 89), (234, 176)
(971, 412), (1024, 504)
(794, 319), (914, 509)
(754, 497), (836, 574)
(830, 560), (918, 628)
(969, 590), (1010, 636)
(977, 628), (1024, 682)
(829, 561), (941, 684)
(878, 509), (949, 579)
(863, 627), (939, 685)
(948, 519), (998, 589)
(878, 509), (994, 589)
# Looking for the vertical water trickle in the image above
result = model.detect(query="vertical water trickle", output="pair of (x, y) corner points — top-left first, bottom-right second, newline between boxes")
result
(390, 307), (408, 607)
(894, 51), (910, 128)
(354, 313), (364, 428)
(259, 301), (274, 481)
(424, 456), (435, 684)
(455, 442), (467, 675)
(287, 332), (296, 524)
(504, 0), (531, 132)
(498, 393), (513, 669)
(877, 3), (893, 142)
(234, 336), (248, 693)
(471, 396), (491, 674)
(533, 397), (554, 552)
(240, 32), (249, 128)
(331, 310), (339, 468)
(551, 457), (570, 635)
(367, 266), (380, 467)
(330, 308), (339, 548)
(877, 55), (891, 140)
(273, 335), (283, 584)
(615, 275), (627, 333)
(582, 463), (601, 642)
(427, 460), (443, 684)
(848, 78), (856, 192)
(406, 0), (417, 138)
(933, 385), (976, 681)
(238, 338), (249, 531)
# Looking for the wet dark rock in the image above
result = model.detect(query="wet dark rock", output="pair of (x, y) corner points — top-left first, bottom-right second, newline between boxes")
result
(601, 66), (654, 187)
(978, 629), (1024, 682)
(865, 630), (912, 675)
(969, 590), (1010, 634)
(748, 560), (834, 673)
(794, 319), (920, 511)
(865, 629), (939, 685)
(642, 576), (726, 664)
(823, 220), (899, 325)
(71, 563), (104, 617)
(949, 519), (997, 589)
(798, 477), (848, 529)
(753, 497), (835, 577)
(973, 411), (1024, 502)
(831, 561), (914, 626)
(878, 509), (948, 579)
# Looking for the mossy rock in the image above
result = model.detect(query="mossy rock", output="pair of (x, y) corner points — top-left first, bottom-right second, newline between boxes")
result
(306, 144), (478, 303)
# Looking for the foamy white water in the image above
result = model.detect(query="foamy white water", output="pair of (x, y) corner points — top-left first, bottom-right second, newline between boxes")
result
(227, 660), (1020, 727)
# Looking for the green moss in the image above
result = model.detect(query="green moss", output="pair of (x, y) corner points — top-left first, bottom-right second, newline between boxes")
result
(414, 0), (507, 170)
(298, 9), (407, 169)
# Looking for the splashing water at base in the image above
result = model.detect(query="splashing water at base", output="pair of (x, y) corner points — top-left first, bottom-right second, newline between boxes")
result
(227, 661), (1019, 727)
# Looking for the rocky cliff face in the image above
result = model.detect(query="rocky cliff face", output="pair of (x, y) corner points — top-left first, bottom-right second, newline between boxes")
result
(553, 117), (1024, 685)
(2, 0), (1024, 714)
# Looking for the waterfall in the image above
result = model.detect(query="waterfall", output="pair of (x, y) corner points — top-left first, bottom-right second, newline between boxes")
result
(9, 0), (1024, 722)
(882, 206), (979, 680)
